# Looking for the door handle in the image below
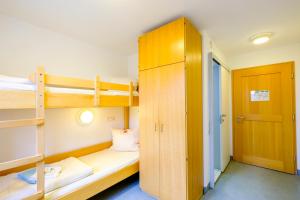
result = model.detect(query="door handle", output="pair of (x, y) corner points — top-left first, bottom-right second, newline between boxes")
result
(160, 124), (164, 133)
(236, 115), (245, 123)
(220, 114), (227, 124)
(155, 122), (158, 132)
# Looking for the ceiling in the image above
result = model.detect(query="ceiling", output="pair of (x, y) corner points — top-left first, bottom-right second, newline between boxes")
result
(0, 0), (299, 57)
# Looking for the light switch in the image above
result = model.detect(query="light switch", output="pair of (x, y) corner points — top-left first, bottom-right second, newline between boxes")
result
(107, 116), (116, 121)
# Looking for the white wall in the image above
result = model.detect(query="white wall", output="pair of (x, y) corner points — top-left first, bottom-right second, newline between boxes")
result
(128, 53), (139, 81)
(0, 14), (128, 79)
(127, 53), (140, 129)
(0, 14), (129, 162)
(228, 42), (300, 170)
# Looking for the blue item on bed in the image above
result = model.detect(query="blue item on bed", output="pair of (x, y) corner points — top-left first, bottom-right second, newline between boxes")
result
(17, 168), (37, 184)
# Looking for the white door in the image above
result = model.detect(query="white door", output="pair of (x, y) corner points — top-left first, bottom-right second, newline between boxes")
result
(220, 66), (230, 171)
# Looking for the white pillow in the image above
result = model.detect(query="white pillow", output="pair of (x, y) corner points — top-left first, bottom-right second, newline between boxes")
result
(111, 129), (139, 152)
(126, 128), (139, 144)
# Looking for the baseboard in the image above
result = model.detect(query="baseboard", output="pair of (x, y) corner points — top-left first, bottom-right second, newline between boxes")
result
(297, 169), (300, 176)
(203, 183), (210, 194)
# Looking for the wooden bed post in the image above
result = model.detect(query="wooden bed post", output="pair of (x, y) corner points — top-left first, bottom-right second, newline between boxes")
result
(124, 107), (129, 129)
(35, 66), (45, 198)
(94, 75), (100, 106)
(124, 81), (133, 129)
(129, 81), (133, 106)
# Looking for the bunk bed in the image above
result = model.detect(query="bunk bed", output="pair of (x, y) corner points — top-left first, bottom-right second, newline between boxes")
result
(0, 67), (139, 200)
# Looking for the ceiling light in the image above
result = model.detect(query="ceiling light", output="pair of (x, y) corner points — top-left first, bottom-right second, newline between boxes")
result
(250, 33), (273, 45)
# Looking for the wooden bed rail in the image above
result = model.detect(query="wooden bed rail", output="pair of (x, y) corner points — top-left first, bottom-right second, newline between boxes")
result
(23, 192), (44, 200)
(0, 141), (112, 176)
(0, 155), (43, 171)
(0, 118), (44, 129)
(29, 73), (131, 92)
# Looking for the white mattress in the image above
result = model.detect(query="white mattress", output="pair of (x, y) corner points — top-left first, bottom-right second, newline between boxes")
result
(0, 75), (138, 96)
(0, 149), (139, 200)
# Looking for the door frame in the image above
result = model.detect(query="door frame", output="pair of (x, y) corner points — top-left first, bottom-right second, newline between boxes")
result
(231, 62), (296, 174)
(208, 53), (231, 189)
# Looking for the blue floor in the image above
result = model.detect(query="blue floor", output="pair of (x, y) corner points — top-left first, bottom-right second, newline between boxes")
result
(89, 174), (156, 200)
(90, 162), (300, 200)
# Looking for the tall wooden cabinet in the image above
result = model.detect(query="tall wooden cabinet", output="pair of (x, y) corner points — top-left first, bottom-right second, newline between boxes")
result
(139, 17), (203, 200)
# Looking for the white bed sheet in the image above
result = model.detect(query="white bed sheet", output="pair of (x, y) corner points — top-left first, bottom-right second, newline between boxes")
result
(0, 149), (139, 200)
(45, 149), (139, 200)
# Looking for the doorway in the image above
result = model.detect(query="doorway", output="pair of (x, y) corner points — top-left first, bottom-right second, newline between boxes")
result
(232, 62), (296, 174)
(208, 53), (231, 188)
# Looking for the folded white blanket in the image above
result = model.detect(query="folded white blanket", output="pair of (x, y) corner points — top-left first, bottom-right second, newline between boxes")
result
(44, 157), (93, 193)
(31, 166), (62, 180)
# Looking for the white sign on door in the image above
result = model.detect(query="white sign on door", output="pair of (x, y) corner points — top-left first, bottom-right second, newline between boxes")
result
(250, 90), (270, 102)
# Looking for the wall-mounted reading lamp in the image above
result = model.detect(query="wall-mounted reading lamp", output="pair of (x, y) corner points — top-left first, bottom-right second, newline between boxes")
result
(77, 110), (94, 125)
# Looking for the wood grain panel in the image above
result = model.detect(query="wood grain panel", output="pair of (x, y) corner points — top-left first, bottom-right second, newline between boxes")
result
(139, 18), (185, 70)
(159, 63), (186, 200)
(184, 18), (203, 200)
(232, 62), (296, 174)
(139, 68), (160, 197)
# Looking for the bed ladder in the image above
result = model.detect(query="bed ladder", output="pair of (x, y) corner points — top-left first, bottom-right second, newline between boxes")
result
(0, 67), (45, 200)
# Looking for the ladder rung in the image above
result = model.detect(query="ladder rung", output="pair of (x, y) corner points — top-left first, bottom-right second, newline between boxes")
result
(0, 155), (43, 171)
(0, 118), (44, 129)
(23, 191), (44, 200)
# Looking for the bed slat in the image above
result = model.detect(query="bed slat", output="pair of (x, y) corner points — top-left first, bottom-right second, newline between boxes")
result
(0, 155), (43, 171)
(0, 118), (44, 129)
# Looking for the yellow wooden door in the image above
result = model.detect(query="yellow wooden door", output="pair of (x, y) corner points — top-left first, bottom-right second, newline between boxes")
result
(158, 62), (186, 200)
(139, 18), (185, 71)
(232, 62), (296, 174)
(139, 68), (160, 197)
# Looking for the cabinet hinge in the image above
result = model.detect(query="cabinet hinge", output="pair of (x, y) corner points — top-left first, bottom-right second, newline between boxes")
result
(292, 73), (295, 79)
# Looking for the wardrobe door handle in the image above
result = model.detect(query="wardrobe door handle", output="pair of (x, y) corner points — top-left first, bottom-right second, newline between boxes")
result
(160, 124), (164, 133)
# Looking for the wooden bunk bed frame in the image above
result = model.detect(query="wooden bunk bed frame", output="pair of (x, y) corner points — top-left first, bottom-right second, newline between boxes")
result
(0, 67), (139, 200)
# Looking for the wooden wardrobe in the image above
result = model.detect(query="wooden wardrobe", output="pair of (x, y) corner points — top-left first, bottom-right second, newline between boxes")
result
(139, 17), (203, 200)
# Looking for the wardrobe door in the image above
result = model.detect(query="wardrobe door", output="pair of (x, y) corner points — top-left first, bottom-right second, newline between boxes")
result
(159, 62), (187, 200)
(139, 17), (185, 71)
(139, 68), (160, 197)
